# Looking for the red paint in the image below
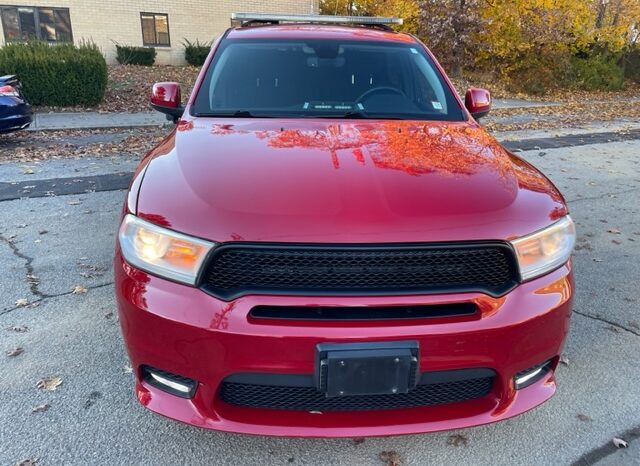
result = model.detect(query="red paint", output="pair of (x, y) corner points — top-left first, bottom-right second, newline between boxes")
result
(116, 24), (574, 436)
(465, 88), (492, 119)
(151, 82), (181, 109)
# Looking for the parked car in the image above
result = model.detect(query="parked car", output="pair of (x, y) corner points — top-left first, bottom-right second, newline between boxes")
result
(0, 75), (32, 133)
(115, 13), (575, 437)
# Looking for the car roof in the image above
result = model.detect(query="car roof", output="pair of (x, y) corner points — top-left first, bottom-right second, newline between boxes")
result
(225, 24), (418, 44)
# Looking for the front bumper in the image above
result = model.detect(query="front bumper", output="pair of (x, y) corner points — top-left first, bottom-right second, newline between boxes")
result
(115, 249), (573, 437)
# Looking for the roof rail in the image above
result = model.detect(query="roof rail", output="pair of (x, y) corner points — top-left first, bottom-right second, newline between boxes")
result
(231, 13), (403, 30)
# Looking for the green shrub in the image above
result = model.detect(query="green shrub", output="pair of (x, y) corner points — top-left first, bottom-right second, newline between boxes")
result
(115, 44), (156, 66)
(0, 41), (107, 106)
(183, 39), (210, 66)
(622, 47), (640, 83)
(505, 52), (572, 95)
(567, 55), (624, 91)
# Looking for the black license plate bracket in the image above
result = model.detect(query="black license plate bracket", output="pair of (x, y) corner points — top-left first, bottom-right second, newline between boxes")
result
(315, 341), (419, 398)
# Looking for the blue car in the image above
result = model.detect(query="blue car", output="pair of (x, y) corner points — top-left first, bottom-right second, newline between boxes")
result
(0, 75), (32, 133)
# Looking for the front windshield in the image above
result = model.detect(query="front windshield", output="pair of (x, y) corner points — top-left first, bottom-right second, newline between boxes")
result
(192, 38), (465, 121)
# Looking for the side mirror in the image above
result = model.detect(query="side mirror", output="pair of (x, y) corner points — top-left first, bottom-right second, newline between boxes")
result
(465, 88), (491, 120)
(151, 82), (184, 123)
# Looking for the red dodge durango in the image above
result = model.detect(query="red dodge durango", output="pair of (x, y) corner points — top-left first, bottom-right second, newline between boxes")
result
(115, 13), (576, 437)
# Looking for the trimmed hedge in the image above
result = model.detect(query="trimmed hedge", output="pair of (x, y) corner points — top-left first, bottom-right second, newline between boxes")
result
(183, 39), (210, 66)
(116, 45), (156, 66)
(0, 41), (107, 106)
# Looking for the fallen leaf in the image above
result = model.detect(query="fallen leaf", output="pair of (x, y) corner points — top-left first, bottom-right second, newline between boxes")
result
(379, 451), (402, 466)
(447, 434), (469, 447)
(31, 403), (50, 413)
(7, 347), (24, 357)
(16, 459), (38, 466)
(104, 311), (114, 319)
(15, 298), (29, 307)
(123, 365), (133, 374)
(72, 285), (88, 294)
(36, 376), (63, 391)
(613, 438), (628, 448)
(8, 325), (29, 332)
(576, 413), (592, 422)
(559, 355), (570, 366)
(607, 229), (621, 234)
(23, 167), (34, 175)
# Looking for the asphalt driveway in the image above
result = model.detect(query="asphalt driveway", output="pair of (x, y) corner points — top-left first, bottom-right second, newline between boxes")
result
(1, 132), (639, 466)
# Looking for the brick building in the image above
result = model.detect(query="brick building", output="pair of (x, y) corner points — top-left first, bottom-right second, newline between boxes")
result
(0, 1), (319, 64)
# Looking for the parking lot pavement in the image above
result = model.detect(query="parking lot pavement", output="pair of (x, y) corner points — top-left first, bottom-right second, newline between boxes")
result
(1, 137), (639, 466)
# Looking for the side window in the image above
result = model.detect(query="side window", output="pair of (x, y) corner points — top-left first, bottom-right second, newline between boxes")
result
(141, 12), (170, 46)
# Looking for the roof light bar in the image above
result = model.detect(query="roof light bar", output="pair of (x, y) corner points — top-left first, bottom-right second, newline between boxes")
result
(231, 13), (403, 26)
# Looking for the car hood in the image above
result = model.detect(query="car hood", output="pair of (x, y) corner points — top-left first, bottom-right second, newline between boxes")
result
(136, 118), (566, 243)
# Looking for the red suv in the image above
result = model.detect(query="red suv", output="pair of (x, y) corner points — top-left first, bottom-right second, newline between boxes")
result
(115, 14), (575, 437)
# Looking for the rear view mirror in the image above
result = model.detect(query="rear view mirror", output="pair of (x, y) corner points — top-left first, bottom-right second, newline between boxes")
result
(465, 88), (491, 120)
(151, 82), (184, 123)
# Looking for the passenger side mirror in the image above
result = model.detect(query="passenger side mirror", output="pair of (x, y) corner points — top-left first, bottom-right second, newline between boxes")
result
(465, 88), (491, 120)
(151, 82), (184, 123)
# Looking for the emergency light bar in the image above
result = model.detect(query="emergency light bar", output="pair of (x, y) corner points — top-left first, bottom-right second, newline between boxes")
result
(231, 13), (403, 27)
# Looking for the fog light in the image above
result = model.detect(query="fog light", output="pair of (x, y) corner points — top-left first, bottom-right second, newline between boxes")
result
(514, 360), (552, 389)
(142, 366), (197, 398)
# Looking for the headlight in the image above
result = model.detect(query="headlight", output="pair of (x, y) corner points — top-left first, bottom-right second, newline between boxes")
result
(118, 214), (215, 285)
(510, 216), (576, 281)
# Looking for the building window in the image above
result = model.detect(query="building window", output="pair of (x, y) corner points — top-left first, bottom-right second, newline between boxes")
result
(140, 12), (170, 46)
(1, 6), (72, 42)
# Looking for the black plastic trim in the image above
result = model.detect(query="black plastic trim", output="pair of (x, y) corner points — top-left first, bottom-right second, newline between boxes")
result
(514, 359), (553, 390)
(141, 365), (197, 399)
(249, 303), (477, 321)
(222, 367), (496, 388)
(198, 241), (521, 301)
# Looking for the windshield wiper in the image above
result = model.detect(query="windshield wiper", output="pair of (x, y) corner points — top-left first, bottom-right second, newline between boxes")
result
(342, 111), (368, 119)
(195, 110), (270, 118)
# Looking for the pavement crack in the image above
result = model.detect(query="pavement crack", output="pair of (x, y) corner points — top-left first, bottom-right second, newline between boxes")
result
(0, 233), (46, 299)
(0, 281), (114, 317)
(567, 186), (640, 204)
(571, 425), (640, 465)
(573, 309), (640, 337)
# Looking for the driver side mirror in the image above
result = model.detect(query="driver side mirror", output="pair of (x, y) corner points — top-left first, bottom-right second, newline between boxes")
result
(151, 82), (184, 123)
(465, 88), (491, 120)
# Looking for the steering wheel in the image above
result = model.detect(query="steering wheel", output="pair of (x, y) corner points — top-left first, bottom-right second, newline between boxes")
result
(356, 86), (407, 103)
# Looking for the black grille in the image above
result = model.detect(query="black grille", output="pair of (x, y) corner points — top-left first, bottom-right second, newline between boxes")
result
(200, 243), (518, 300)
(219, 374), (494, 412)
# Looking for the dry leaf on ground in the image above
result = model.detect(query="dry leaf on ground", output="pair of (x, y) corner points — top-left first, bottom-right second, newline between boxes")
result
(447, 434), (469, 447)
(613, 437), (629, 448)
(7, 347), (24, 357)
(36, 376), (63, 391)
(8, 325), (29, 332)
(15, 298), (29, 307)
(16, 459), (38, 466)
(72, 285), (88, 295)
(31, 403), (50, 413)
(379, 451), (402, 466)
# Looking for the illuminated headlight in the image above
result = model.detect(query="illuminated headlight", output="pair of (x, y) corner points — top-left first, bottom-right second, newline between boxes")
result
(510, 216), (576, 281)
(118, 214), (215, 285)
